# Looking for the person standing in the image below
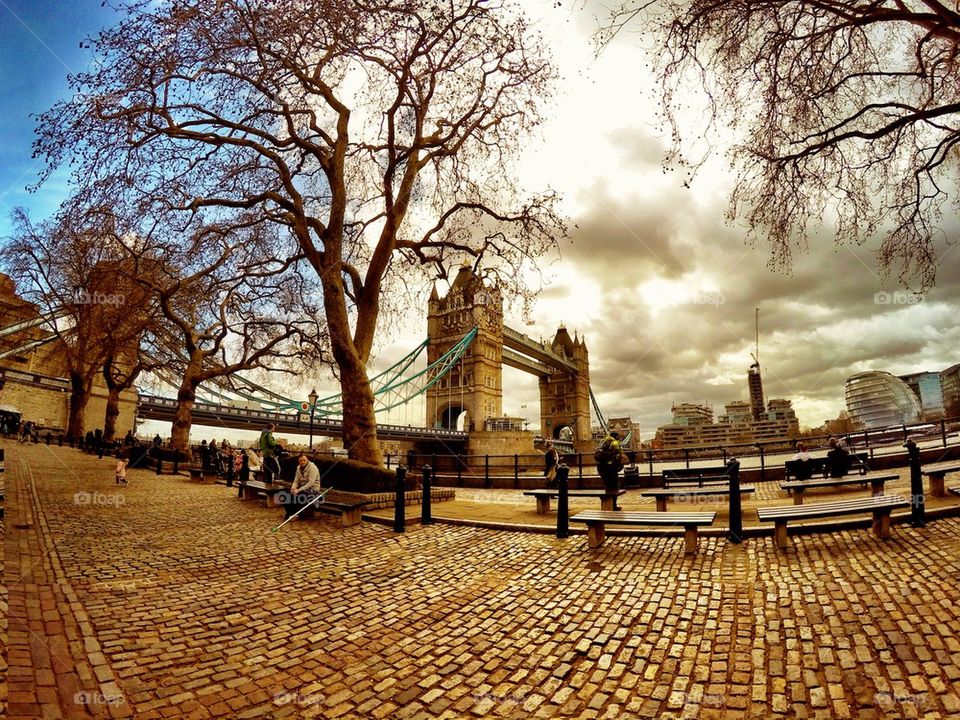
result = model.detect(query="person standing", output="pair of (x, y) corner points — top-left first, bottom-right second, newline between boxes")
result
(595, 431), (625, 510)
(259, 423), (282, 481)
(283, 454), (322, 519)
(115, 456), (128, 485)
(543, 441), (559, 487)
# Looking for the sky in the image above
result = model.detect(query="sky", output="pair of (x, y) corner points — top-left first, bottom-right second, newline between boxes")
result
(2, 0), (958, 441)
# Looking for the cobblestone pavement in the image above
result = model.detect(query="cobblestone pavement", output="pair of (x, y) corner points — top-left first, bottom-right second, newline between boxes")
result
(4, 443), (960, 719)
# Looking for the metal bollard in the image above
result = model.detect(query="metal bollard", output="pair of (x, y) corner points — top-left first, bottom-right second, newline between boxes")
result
(421, 464), (433, 525)
(97, 441), (104, 459)
(226, 460), (234, 488)
(905, 439), (925, 527)
(173, 458), (179, 475)
(156, 457), (163, 475)
(394, 465), (407, 533)
(727, 458), (743, 543)
(556, 464), (570, 539)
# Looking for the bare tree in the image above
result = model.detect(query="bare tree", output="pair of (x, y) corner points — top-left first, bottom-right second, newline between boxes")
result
(1, 208), (144, 441)
(599, 1), (960, 289)
(35, 0), (565, 465)
(97, 212), (326, 454)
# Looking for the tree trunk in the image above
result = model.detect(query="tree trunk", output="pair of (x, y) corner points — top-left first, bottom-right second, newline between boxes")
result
(170, 379), (198, 458)
(67, 372), (92, 441)
(103, 386), (121, 442)
(338, 357), (382, 466)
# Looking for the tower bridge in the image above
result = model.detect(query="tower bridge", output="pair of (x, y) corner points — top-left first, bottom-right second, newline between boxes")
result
(426, 265), (593, 444)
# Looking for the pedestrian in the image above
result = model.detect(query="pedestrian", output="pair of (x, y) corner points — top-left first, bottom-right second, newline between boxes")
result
(595, 431), (625, 510)
(259, 423), (282, 481)
(791, 441), (814, 480)
(115, 456), (129, 485)
(153, 433), (162, 448)
(543, 441), (559, 487)
(282, 453), (322, 519)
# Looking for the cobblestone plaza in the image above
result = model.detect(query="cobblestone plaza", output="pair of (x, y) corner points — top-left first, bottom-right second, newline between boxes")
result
(4, 444), (960, 719)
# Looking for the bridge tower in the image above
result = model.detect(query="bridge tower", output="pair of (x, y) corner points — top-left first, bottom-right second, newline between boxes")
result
(426, 266), (503, 430)
(538, 327), (592, 443)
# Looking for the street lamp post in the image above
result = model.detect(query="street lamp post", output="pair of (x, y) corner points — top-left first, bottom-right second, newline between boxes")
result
(308, 388), (318, 450)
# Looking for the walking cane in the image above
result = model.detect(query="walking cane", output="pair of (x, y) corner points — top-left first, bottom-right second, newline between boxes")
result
(270, 487), (332, 533)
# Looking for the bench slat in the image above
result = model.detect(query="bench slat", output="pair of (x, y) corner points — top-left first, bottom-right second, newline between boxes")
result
(780, 474), (897, 491)
(571, 511), (715, 525)
(523, 490), (625, 498)
(642, 485), (755, 497)
(921, 464), (960, 476)
(757, 495), (908, 522)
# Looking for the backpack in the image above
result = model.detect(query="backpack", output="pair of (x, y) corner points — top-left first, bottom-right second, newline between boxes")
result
(594, 438), (619, 464)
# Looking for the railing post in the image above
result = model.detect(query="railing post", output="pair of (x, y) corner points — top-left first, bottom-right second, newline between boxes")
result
(942, 419), (948, 448)
(556, 464), (570, 539)
(647, 450), (653, 479)
(421, 465), (433, 525)
(385, 454), (392, 469)
(758, 445), (766, 480)
(727, 458), (743, 544)
(394, 465), (407, 533)
(905, 439), (925, 527)
(457, 459), (463, 486)
(484, 455), (491, 487)
(577, 453), (583, 479)
(684, 448), (690, 469)
(514, 454), (519, 488)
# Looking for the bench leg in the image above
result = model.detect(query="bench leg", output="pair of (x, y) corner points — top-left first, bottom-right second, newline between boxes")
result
(683, 526), (698, 555)
(870, 480), (884, 496)
(586, 522), (605, 548)
(241, 486), (257, 501)
(341, 508), (363, 527)
(600, 495), (616, 511)
(655, 497), (667, 512)
(929, 473), (946, 498)
(266, 492), (284, 508)
(793, 490), (805, 506)
(536, 496), (550, 514)
(774, 521), (789, 549)
(872, 510), (892, 539)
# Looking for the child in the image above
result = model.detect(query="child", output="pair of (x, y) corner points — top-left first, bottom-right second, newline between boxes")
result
(115, 457), (128, 485)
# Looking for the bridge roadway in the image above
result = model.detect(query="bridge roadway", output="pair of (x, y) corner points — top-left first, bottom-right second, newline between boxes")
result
(137, 395), (468, 442)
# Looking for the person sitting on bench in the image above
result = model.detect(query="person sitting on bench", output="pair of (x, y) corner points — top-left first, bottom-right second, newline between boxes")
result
(791, 441), (814, 480)
(283, 454), (322, 519)
(826, 437), (850, 478)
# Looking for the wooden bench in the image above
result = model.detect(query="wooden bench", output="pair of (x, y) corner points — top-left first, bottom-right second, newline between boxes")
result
(757, 494), (909, 549)
(784, 452), (870, 480)
(523, 489), (625, 514)
(641, 484), (756, 512)
(780, 472), (898, 505)
(187, 466), (214, 483)
(238, 479), (289, 507)
(662, 466), (730, 488)
(921, 463), (960, 498)
(569, 510), (716, 554)
(242, 482), (370, 527)
(310, 490), (370, 527)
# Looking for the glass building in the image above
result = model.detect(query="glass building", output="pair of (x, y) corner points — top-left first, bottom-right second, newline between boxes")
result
(845, 371), (923, 429)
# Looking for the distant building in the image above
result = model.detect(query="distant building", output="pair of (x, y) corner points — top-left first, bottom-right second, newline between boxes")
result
(898, 371), (945, 420)
(654, 397), (799, 449)
(845, 371), (922, 429)
(941, 363), (960, 419)
(748, 362), (765, 421)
